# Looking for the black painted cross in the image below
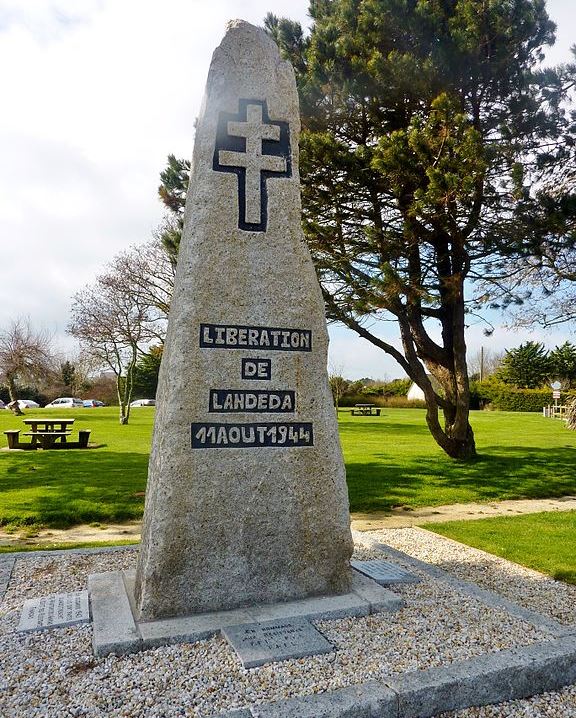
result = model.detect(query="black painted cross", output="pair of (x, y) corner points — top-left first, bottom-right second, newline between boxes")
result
(213, 99), (291, 232)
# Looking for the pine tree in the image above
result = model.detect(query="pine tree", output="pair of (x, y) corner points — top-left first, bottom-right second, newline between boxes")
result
(267, 0), (574, 459)
(498, 342), (551, 389)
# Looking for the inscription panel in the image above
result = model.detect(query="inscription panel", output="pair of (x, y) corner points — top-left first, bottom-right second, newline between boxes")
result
(200, 323), (311, 351)
(241, 358), (272, 380)
(209, 389), (295, 413)
(351, 560), (421, 585)
(18, 591), (90, 632)
(222, 617), (334, 668)
(192, 422), (313, 448)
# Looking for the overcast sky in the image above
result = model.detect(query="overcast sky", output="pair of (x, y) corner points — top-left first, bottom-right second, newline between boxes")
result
(0, 0), (574, 380)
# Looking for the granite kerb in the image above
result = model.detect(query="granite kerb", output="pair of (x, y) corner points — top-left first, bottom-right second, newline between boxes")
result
(213, 634), (576, 718)
(0, 556), (15, 602)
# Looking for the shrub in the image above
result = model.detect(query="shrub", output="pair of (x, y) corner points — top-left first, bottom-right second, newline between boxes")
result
(472, 380), (576, 412)
(338, 393), (426, 409)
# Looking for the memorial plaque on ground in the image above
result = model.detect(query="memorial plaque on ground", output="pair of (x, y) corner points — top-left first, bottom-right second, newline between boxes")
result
(351, 560), (420, 585)
(18, 591), (90, 632)
(222, 617), (334, 669)
(134, 20), (353, 621)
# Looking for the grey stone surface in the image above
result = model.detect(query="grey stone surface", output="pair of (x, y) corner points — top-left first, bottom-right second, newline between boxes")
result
(349, 570), (405, 613)
(222, 617), (334, 668)
(0, 556), (15, 601)
(135, 19), (353, 620)
(248, 681), (397, 717)
(212, 636), (576, 718)
(390, 635), (576, 717)
(89, 572), (141, 656)
(91, 569), (399, 657)
(18, 591), (90, 632)
(351, 559), (420, 585)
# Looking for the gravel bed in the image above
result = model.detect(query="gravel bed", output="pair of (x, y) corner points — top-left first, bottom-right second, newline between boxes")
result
(0, 538), (573, 718)
(355, 528), (576, 717)
(355, 527), (576, 627)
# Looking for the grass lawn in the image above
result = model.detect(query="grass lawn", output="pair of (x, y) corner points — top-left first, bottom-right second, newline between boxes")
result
(426, 511), (576, 585)
(339, 409), (576, 511)
(0, 407), (575, 528)
(0, 408), (152, 529)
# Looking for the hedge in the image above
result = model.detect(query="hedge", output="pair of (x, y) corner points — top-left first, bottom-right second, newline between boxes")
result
(471, 382), (576, 412)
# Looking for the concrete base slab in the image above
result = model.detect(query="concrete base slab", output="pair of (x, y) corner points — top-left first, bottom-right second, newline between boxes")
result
(89, 568), (403, 657)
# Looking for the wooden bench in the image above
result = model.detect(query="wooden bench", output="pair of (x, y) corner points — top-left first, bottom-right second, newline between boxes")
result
(4, 429), (21, 449)
(23, 431), (72, 450)
(78, 429), (91, 448)
(351, 407), (381, 416)
(5, 428), (91, 450)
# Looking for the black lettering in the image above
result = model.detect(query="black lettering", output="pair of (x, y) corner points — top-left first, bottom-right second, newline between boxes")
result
(209, 389), (295, 413)
(200, 324), (312, 352)
(191, 422), (314, 448)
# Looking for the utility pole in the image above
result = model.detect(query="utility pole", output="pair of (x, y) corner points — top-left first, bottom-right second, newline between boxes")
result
(480, 346), (484, 382)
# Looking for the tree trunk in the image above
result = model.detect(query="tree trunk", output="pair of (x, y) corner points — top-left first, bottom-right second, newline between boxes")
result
(7, 375), (18, 403)
(116, 375), (128, 425)
(425, 407), (476, 460)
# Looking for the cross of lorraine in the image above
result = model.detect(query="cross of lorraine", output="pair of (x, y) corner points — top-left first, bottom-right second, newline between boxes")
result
(213, 99), (291, 232)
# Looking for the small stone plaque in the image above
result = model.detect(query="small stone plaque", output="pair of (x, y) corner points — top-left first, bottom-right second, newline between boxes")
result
(18, 591), (90, 632)
(222, 617), (334, 668)
(351, 560), (420, 585)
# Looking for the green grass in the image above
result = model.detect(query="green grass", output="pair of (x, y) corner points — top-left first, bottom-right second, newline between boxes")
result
(1, 407), (575, 528)
(0, 539), (139, 554)
(426, 511), (576, 585)
(0, 407), (152, 529)
(339, 409), (576, 512)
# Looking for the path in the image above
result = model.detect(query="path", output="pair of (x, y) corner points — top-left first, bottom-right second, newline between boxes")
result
(1, 496), (575, 549)
(351, 495), (576, 531)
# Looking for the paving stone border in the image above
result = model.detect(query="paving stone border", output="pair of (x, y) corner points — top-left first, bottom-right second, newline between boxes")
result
(89, 568), (403, 656)
(0, 556), (15, 602)
(214, 635), (576, 717)
(374, 541), (572, 637)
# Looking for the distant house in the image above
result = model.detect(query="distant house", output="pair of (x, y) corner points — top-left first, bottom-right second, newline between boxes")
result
(406, 375), (442, 401)
(407, 382), (425, 401)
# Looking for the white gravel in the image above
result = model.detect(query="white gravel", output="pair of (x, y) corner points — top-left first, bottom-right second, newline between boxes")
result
(0, 531), (574, 718)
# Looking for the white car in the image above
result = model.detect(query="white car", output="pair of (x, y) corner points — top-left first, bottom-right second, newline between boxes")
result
(12, 399), (40, 409)
(44, 397), (84, 409)
(130, 399), (156, 407)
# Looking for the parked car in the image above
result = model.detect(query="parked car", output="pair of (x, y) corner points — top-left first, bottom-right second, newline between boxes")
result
(44, 397), (84, 409)
(130, 399), (156, 407)
(12, 399), (40, 409)
(83, 399), (105, 408)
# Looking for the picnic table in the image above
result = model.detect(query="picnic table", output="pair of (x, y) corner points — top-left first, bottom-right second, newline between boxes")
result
(350, 403), (381, 416)
(4, 418), (91, 450)
(23, 418), (75, 449)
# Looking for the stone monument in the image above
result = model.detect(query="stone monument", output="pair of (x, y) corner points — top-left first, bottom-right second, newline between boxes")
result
(134, 20), (354, 620)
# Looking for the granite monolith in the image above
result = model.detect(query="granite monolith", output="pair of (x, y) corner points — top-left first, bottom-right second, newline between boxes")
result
(134, 20), (354, 620)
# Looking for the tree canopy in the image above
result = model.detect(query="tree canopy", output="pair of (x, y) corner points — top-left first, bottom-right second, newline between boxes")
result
(265, 0), (575, 458)
(497, 341), (551, 388)
(0, 319), (54, 403)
